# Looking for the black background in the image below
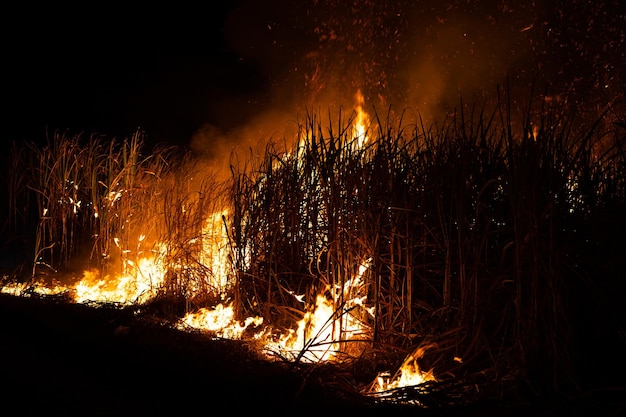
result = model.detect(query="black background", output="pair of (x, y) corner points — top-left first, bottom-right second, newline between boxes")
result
(3, 2), (271, 148)
(3, 1), (624, 149)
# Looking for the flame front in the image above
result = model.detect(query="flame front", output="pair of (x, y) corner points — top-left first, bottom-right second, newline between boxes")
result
(0, 98), (438, 397)
(179, 302), (264, 340)
(352, 89), (370, 148)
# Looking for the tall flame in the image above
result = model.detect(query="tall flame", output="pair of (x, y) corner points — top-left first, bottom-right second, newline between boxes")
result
(352, 89), (370, 148)
(1, 93), (437, 396)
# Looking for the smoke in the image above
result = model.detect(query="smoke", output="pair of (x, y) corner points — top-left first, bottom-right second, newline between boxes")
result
(190, 110), (301, 181)
(190, 0), (624, 169)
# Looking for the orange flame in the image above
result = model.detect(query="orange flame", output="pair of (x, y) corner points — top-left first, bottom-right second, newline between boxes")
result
(178, 302), (263, 340)
(370, 344), (437, 395)
(262, 257), (373, 362)
(352, 89), (370, 148)
(1, 91), (438, 395)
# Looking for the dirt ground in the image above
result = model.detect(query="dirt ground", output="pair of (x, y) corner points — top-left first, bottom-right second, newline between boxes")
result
(1, 293), (624, 417)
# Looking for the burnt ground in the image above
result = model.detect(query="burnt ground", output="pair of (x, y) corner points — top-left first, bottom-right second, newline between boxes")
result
(1, 293), (624, 417)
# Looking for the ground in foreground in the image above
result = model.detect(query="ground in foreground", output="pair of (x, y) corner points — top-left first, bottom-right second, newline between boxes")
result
(1, 293), (624, 416)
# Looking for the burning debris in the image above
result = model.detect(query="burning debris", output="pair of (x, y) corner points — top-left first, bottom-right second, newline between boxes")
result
(1, 103), (442, 401)
(1, 0), (625, 411)
(3, 91), (625, 408)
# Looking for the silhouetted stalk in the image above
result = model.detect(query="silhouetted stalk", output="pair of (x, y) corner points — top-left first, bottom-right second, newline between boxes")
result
(4, 89), (624, 398)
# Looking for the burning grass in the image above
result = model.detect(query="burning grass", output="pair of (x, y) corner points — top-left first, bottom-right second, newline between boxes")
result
(2, 90), (625, 408)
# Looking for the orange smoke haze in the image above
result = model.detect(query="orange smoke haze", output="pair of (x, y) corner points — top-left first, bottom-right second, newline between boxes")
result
(187, 0), (624, 169)
(1, 1), (623, 403)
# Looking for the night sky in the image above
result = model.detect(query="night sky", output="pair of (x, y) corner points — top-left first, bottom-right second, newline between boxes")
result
(4, 2), (258, 148)
(3, 1), (624, 152)
(0, 3), (625, 403)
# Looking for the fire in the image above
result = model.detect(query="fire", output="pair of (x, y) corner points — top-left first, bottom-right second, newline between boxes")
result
(198, 209), (234, 292)
(74, 255), (165, 305)
(266, 255), (371, 362)
(1, 248), (167, 306)
(352, 89), (370, 148)
(371, 345), (437, 393)
(294, 88), (372, 153)
(0, 280), (64, 297)
(178, 302), (264, 340)
(262, 257), (373, 362)
(2, 0), (623, 406)
(176, 256), (374, 363)
(1, 92), (439, 401)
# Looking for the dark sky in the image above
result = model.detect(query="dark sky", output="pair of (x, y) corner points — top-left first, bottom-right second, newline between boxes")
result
(3, 2), (265, 147)
(3, 1), (625, 151)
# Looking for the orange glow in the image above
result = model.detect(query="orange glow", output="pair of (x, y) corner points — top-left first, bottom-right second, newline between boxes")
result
(532, 124), (539, 141)
(0, 92), (438, 396)
(178, 302), (264, 340)
(262, 257), (373, 362)
(352, 89), (370, 148)
(74, 255), (165, 305)
(370, 344), (437, 394)
(198, 209), (234, 292)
